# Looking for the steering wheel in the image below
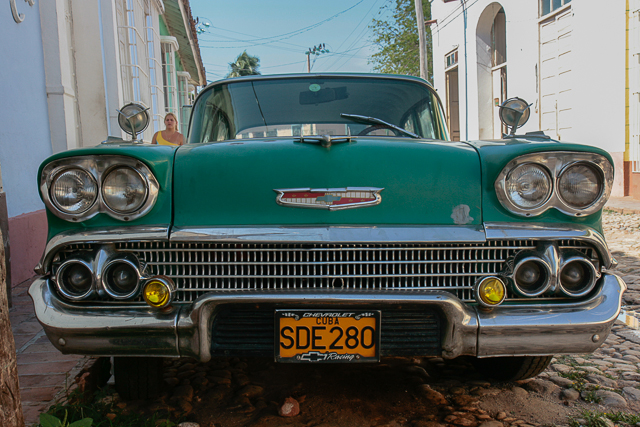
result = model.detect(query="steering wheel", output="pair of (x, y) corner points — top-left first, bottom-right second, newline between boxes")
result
(357, 124), (403, 136)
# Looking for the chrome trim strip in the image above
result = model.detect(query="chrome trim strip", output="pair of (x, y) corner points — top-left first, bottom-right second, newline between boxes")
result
(477, 274), (625, 357)
(484, 222), (612, 268)
(35, 226), (169, 275)
(494, 152), (614, 217)
(170, 225), (487, 243)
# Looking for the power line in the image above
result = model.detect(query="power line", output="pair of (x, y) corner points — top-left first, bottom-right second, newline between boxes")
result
(197, 0), (366, 50)
(325, 0), (381, 69)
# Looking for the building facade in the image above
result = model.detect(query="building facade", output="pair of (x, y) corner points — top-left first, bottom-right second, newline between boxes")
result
(0, 0), (205, 289)
(431, 0), (627, 197)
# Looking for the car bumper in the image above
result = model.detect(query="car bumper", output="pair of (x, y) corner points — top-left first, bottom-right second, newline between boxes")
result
(29, 273), (626, 361)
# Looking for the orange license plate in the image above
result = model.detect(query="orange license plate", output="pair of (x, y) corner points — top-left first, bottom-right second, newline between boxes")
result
(275, 310), (380, 363)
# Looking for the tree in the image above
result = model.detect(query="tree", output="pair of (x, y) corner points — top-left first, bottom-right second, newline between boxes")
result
(369, 0), (433, 81)
(0, 229), (24, 427)
(226, 51), (261, 78)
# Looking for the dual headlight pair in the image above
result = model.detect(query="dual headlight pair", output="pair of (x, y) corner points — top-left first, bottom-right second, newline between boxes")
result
(40, 156), (159, 222)
(495, 152), (613, 217)
(56, 256), (174, 309)
(475, 246), (599, 308)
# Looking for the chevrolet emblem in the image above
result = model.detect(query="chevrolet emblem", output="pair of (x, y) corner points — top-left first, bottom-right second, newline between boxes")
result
(274, 187), (383, 211)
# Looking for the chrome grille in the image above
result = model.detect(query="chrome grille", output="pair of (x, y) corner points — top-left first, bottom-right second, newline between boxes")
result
(112, 240), (554, 303)
(51, 240), (600, 303)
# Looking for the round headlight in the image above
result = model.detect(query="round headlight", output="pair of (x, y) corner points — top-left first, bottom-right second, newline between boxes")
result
(559, 257), (598, 297)
(142, 276), (174, 308)
(103, 258), (140, 299)
(505, 163), (552, 209)
(51, 168), (98, 214)
(558, 163), (603, 208)
(475, 276), (506, 307)
(512, 257), (551, 297)
(56, 259), (94, 300)
(102, 167), (148, 213)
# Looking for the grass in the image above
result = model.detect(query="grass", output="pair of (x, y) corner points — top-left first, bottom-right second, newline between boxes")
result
(570, 410), (640, 427)
(581, 390), (602, 404)
(37, 388), (183, 427)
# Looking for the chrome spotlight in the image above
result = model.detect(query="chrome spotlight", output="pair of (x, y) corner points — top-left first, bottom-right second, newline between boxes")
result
(117, 103), (150, 141)
(499, 97), (532, 137)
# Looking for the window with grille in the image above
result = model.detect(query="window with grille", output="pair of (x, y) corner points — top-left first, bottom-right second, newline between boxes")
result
(161, 36), (179, 116)
(540, 0), (571, 17)
(145, 12), (163, 132)
(445, 50), (458, 69)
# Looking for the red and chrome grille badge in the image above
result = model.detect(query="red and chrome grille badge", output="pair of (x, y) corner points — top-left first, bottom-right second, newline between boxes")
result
(274, 187), (384, 211)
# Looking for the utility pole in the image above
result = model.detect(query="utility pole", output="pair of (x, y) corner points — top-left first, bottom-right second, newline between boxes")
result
(414, 0), (427, 80)
(306, 44), (330, 73)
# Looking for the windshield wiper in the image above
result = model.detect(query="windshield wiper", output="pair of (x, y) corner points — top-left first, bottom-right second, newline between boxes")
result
(340, 113), (420, 139)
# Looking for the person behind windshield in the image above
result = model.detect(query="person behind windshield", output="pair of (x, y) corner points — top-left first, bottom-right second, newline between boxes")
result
(152, 112), (184, 146)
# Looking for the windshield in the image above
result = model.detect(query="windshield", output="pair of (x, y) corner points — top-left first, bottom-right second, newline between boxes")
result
(188, 76), (450, 143)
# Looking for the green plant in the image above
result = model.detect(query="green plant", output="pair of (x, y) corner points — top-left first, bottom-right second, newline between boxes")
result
(582, 390), (602, 404)
(559, 370), (588, 381)
(569, 410), (640, 427)
(604, 411), (640, 424)
(39, 387), (182, 427)
(40, 412), (92, 427)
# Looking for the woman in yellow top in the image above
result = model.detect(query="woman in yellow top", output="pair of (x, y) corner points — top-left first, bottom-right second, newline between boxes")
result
(151, 113), (184, 146)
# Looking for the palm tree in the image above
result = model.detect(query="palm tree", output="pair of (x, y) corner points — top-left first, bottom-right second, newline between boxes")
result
(226, 51), (261, 78)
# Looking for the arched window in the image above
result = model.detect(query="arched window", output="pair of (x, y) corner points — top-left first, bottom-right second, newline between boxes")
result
(476, 4), (507, 139)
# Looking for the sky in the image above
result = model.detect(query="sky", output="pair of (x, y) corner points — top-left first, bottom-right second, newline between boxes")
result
(188, 0), (391, 82)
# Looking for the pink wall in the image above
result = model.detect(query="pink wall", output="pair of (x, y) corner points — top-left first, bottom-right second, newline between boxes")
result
(8, 210), (47, 286)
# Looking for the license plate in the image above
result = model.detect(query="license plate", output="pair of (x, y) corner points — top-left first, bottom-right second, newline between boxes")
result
(275, 310), (380, 363)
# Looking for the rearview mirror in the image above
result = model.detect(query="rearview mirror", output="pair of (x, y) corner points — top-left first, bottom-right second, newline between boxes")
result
(299, 87), (348, 105)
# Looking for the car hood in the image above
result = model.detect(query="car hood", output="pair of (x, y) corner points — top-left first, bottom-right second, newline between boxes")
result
(172, 138), (482, 227)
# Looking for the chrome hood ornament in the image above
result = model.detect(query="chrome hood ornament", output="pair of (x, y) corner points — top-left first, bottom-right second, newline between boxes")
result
(274, 187), (383, 211)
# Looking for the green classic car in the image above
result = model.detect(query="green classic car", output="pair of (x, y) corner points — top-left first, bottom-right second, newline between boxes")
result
(31, 74), (626, 399)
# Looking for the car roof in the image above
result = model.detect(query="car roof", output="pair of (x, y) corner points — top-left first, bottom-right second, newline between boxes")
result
(201, 73), (433, 91)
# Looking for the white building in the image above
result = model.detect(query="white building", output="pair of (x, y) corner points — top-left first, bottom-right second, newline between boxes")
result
(431, 0), (627, 197)
(0, 0), (205, 291)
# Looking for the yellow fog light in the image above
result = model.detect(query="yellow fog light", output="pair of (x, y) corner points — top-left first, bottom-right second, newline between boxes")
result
(142, 276), (174, 308)
(475, 276), (506, 308)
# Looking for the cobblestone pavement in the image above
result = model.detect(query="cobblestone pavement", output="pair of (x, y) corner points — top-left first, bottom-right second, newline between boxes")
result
(118, 211), (640, 426)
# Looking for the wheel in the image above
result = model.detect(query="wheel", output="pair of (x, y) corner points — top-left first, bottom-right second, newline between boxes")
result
(357, 124), (403, 136)
(113, 357), (163, 400)
(472, 355), (553, 381)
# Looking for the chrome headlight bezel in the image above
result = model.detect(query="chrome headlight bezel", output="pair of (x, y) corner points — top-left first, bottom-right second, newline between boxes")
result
(49, 167), (99, 215)
(495, 152), (613, 217)
(101, 166), (150, 214)
(41, 156), (159, 222)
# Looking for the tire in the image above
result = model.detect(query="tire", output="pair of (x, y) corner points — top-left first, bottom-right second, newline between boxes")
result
(113, 357), (163, 400)
(472, 355), (553, 381)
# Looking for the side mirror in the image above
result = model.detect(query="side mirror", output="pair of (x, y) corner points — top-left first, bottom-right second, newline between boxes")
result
(117, 103), (150, 141)
(499, 98), (531, 137)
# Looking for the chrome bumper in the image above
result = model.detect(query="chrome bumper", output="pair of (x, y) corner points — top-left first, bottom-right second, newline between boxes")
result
(29, 273), (626, 360)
